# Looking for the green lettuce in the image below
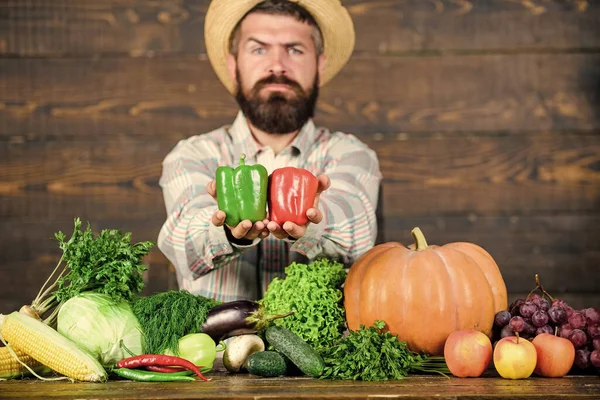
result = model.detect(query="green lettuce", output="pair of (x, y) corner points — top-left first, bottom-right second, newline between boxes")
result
(260, 258), (347, 351)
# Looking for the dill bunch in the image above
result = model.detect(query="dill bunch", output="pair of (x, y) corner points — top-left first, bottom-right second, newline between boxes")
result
(130, 290), (221, 355)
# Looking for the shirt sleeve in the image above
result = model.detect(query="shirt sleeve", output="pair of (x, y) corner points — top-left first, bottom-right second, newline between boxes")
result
(290, 134), (382, 265)
(156, 138), (260, 281)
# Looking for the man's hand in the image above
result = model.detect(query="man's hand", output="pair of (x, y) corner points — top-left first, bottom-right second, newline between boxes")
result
(267, 174), (330, 240)
(206, 180), (269, 241)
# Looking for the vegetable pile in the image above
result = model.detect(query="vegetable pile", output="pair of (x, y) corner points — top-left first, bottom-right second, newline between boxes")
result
(0, 218), (320, 383)
(1, 219), (155, 382)
(12, 217), (589, 384)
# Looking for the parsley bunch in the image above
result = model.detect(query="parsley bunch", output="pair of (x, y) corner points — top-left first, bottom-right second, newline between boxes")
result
(26, 218), (154, 326)
(260, 259), (347, 351)
(320, 320), (450, 381)
(54, 218), (154, 302)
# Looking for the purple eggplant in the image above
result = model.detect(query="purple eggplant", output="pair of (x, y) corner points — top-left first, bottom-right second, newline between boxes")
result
(200, 300), (294, 342)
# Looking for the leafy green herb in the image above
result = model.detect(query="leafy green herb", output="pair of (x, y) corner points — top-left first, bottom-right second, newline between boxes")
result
(54, 218), (154, 302)
(27, 218), (154, 326)
(320, 320), (450, 381)
(259, 258), (347, 351)
(131, 290), (221, 355)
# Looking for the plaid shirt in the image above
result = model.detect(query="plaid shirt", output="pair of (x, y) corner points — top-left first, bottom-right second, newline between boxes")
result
(157, 111), (382, 302)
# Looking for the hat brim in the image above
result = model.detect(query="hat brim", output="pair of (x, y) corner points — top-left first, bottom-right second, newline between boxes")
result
(205, 0), (355, 95)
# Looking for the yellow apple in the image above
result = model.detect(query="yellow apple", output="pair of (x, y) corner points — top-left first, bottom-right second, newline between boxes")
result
(444, 330), (492, 378)
(493, 335), (537, 379)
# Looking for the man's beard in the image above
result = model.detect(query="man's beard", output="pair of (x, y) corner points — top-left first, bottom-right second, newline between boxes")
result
(235, 70), (319, 134)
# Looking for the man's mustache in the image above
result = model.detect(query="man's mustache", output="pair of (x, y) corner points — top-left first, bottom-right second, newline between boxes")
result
(252, 74), (304, 96)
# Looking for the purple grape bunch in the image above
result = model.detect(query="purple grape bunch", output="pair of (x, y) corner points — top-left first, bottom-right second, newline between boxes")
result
(492, 295), (600, 372)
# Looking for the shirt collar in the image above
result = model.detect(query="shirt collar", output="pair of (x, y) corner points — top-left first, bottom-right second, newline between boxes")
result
(229, 110), (317, 159)
(229, 111), (261, 160)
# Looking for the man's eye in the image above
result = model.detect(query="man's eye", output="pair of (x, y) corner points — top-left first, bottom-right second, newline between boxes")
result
(289, 48), (302, 55)
(252, 47), (265, 54)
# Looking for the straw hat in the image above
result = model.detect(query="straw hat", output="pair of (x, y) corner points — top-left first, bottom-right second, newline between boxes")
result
(204, 0), (355, 94)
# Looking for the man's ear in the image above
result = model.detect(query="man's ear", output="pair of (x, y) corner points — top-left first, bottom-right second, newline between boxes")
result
(226, 53), (237, 83)
(317, 53), (326, 83)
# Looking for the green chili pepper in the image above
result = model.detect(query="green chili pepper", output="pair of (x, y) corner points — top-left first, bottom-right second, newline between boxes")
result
(112, 368), (197, 382)
(146, 366), (196, 375)
(216, 153), (268, 227)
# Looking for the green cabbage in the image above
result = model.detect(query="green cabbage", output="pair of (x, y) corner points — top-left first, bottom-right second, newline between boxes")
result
(57, 292), (144, 366)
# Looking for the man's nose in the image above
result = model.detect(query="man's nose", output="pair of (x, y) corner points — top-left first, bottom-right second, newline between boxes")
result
(268, 48), (287, 75)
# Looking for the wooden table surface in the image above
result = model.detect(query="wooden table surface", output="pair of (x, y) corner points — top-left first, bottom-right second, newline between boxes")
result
(1, 360), (598, 400)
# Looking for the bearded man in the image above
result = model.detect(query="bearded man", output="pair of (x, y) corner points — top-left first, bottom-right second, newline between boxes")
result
(157, 0), (382, 301)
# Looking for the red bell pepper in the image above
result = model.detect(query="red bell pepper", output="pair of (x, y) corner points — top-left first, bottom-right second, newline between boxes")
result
(268, 167), (319, 226)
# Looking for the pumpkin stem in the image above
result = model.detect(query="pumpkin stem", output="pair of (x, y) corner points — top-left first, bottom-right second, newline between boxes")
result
(411, 227), (429, 251)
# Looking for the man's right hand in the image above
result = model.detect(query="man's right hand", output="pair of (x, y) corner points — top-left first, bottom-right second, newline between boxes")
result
(207, 180), (269, 241)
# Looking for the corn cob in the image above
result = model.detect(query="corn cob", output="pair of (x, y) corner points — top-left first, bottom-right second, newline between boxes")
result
(0, 345), (48, 379)
(0, 312), (107, 382)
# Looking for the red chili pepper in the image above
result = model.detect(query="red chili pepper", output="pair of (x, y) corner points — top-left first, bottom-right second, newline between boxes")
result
(268, 167), (319, 226)
(117, 354), (211, 382)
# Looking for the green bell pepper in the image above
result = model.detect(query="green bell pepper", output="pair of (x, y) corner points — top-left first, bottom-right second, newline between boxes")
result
(215, 153), (268, 227)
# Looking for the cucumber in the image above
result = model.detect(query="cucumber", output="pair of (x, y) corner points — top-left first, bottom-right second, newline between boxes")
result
(245, 351), (288, 377)
(265, 325), (325, 377)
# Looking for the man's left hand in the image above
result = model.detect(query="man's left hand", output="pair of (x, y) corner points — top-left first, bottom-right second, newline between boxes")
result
(267, 174), (330, 240)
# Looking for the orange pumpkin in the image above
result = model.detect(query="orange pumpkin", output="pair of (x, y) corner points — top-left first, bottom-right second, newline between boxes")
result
(344, 227), (508, 356)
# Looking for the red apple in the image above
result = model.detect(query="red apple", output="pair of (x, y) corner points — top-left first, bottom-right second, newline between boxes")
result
(493, 334), (537, 379)
(444, 330), (492, 378)
(532, 333), (575, 377)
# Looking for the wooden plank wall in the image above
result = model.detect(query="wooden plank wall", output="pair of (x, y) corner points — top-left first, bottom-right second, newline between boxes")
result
(1, 0), (599, 313)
